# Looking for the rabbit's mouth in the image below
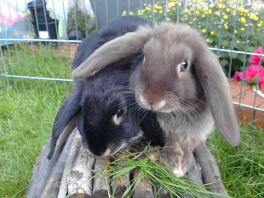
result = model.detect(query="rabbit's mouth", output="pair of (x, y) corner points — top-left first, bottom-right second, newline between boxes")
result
(101, 142), (127, 157)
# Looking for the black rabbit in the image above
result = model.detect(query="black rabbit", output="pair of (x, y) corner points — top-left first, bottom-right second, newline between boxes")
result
(48, 16), (164, 159)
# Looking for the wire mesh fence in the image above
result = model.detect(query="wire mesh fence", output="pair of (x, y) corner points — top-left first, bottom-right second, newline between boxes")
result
(0, 0), (264, 126)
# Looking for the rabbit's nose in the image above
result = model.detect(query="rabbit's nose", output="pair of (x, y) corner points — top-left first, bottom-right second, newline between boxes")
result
(139, 95), (166, 110)
(153, 100), (166, 109)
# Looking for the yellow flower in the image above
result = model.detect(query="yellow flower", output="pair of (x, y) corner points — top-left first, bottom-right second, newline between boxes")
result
(210, 32), (215, 35)
(224, 24), (228, 29)
(168, 2), (176, 8)
(204, 6), (209, 11)
(249, 13), (259, 21)
(241, 27), (245, 31)
(257, 23), (262, 27)
(201, 28), (207, 33)
(208, 9), (212, 14)
(159, 10), (163, 14)
(240, 17), (246, 23)
(154, 4), (162, 10)
(122, 10), (127, 16)
(183, 9), (189, 14)
(129, 11), (134, 15)
(206, 38), (211, 43)
(146, 7), (151, 11)
(223, 15), (228, 19)
(238, 7), (244, 13)
(217, 4), (224, 9)
(215, 11), (220, 17)
(195, 11), (200, 14)
(226, 8), (231, 12)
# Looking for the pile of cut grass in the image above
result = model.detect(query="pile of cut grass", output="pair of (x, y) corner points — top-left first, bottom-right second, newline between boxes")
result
(0, 45), (263, 198)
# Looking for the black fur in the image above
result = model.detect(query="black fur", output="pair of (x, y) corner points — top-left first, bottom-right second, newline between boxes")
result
(48, 16), (164, 159)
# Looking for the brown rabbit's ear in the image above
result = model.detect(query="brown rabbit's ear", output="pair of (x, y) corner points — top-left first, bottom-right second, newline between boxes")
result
(195, 50), (240, 146)
(72, 25), (152, 78)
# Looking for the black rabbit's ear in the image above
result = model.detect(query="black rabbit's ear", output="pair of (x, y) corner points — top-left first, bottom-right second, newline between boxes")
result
(47, 90), (82, 159)
(72, 25), (152, 78)
(195, 50), (240, 146)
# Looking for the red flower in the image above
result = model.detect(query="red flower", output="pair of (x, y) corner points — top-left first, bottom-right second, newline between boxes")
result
(259, 72), (264, 90)
(244, 65), (264, 81)
(249, 47), (263, 65)
(232, 47), (264, 91)
(232, 71), (243, 81)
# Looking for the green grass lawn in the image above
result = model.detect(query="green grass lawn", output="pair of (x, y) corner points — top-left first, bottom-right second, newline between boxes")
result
(0, 45), (263, 198)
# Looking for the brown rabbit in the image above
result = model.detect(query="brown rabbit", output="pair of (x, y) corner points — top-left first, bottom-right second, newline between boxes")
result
(72, 21), (240, 177)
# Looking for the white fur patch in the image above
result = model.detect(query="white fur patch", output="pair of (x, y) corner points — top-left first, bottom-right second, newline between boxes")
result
(112, 115), (122, 125)
(139, 95), (148, 107)
(102, 148), (111, 157)
(154, 100), (166, 109)
(173, 166), (185, 177)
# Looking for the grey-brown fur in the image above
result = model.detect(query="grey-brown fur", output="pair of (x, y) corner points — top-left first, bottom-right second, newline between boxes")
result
(72, 22), (240, 176)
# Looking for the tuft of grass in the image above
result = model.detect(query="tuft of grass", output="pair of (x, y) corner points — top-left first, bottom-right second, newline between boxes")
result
(0, 44), (264, 198)
(208, 125), (264, 198)
(0, 44), (71, 197)
(107, 150), (225, 198)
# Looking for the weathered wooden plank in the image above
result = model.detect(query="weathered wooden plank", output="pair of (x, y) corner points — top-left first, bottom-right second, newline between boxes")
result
(133, 169), (153, 198)
(67, 133), (94, 197)
(40, 131), (76, 198)
(26, 137), (55, 198)
(57, 129), (82, 198)
(111, 171), (130, 198)
(93, 158), (110, 198)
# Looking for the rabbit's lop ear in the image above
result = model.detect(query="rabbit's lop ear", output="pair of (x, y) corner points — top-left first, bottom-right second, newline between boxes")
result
(72, 25), (152, 78)
(195, 50), (240, 146)
(47, 90), (82, 159)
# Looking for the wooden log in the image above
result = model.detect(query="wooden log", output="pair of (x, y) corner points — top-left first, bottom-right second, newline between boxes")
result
(111, 170), (130, 198)
(194, 143), (228, 195)
(26, 137), (55, 198)
(28, 131), (228, 198)
(57, 129), (82, 198)
(93, 158), (110, 198)
(67, 133), (94, 197)
(40, 131), (76, 198)
(133, 169), (154, 198)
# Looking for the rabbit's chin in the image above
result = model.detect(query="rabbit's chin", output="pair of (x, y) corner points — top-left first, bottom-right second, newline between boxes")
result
(100, 142), (128, 157)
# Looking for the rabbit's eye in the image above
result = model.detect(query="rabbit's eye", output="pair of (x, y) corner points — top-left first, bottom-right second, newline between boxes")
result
(112, 109), (124, 125)
(116, 109), (124, 117)
(180, 60), (189, 71)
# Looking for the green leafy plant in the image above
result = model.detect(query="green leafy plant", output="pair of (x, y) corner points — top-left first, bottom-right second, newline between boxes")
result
(67, 7), (95, 37)
(123, 0), (264, 76)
